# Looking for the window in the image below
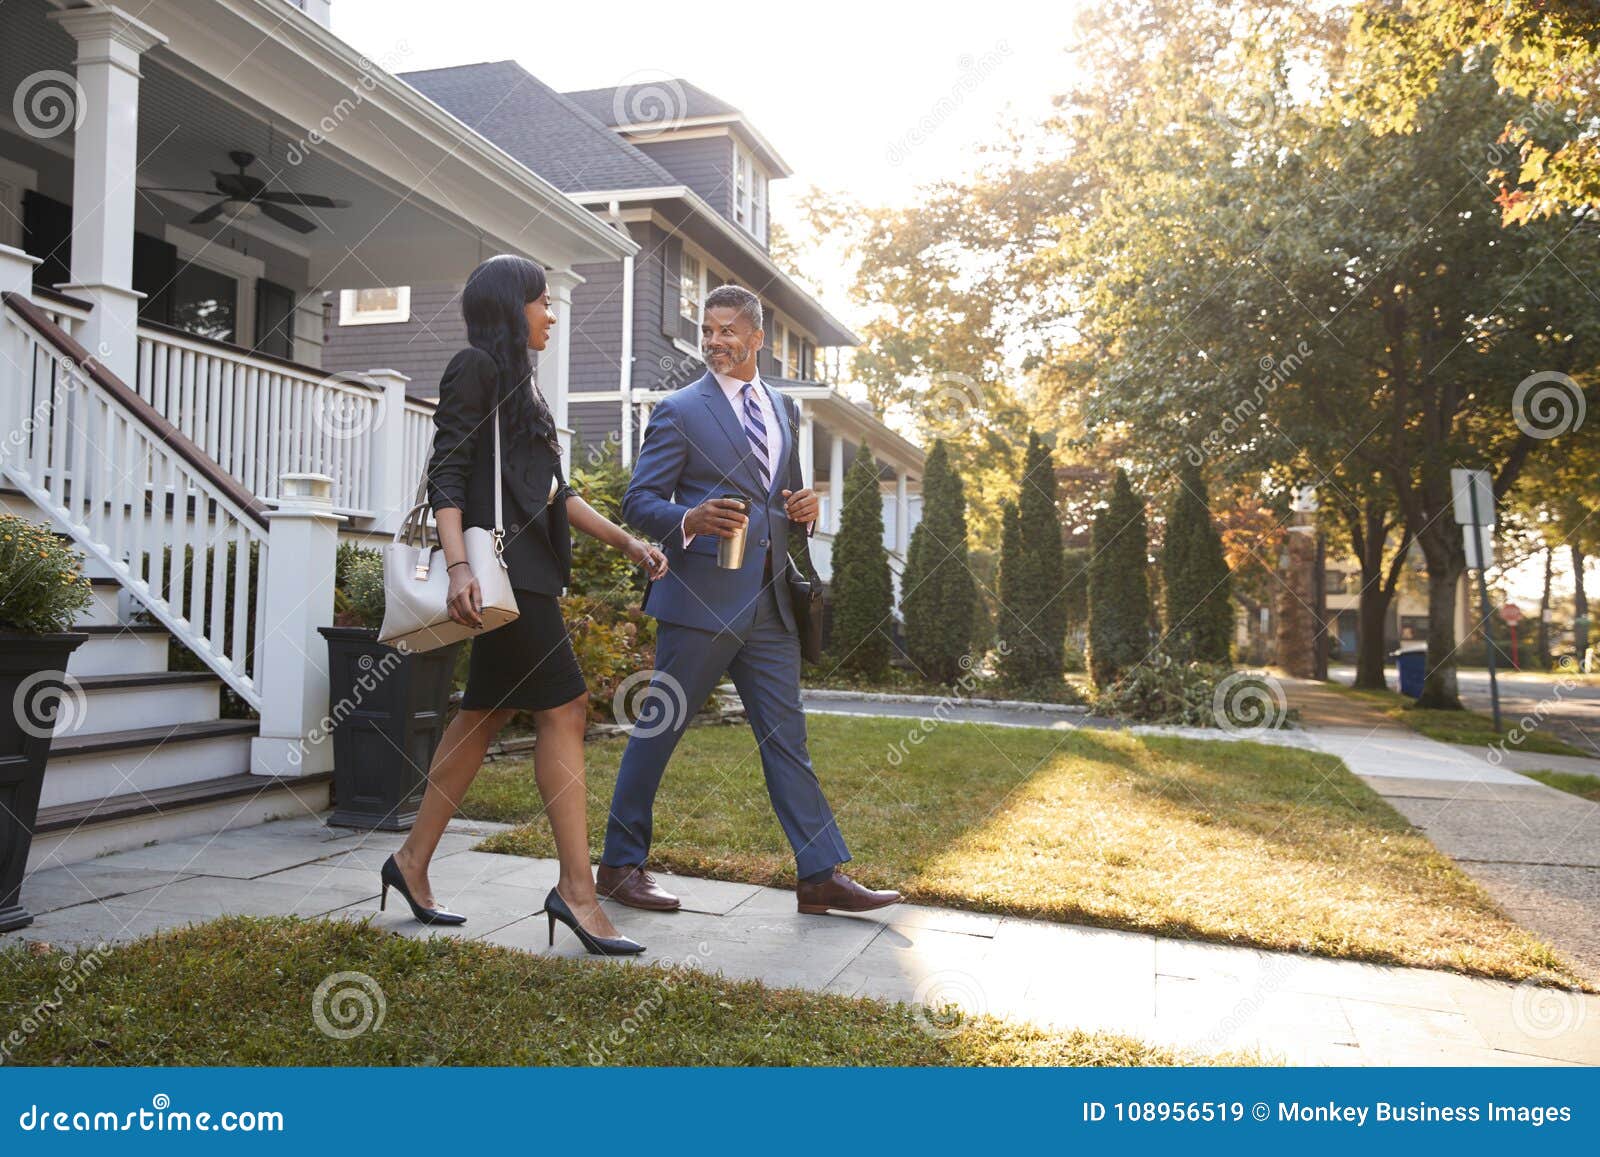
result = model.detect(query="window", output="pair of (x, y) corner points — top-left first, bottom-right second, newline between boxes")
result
(679, 252), (702, 323)
(338, 286), (410, 325)
(732, 141), (769, 241)
(255, 279), (296, 360)
(785, 334), (800, 380)
(171, 264), (238, 343)
(770, 322), (786, 377)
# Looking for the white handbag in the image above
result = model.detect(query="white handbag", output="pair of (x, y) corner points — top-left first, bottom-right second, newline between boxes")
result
(378, 404), (519, 652)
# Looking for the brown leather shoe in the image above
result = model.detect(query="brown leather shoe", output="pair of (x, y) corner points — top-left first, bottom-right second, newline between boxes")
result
(596, 862), (680, 911)
(796, 869), (903, 915)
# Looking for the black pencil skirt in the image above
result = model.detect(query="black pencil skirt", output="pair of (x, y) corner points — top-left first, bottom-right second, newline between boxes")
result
(458, 588), (589, 712)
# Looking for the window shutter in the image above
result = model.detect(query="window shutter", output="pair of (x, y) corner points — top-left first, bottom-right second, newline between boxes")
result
(660, 234), (682, 338)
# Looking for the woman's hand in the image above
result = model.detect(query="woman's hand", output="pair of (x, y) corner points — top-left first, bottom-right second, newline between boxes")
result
(624, 536), (669, 580)
(446, 564), (483, 628)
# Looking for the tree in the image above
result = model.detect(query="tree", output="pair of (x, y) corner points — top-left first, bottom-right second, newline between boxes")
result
(901, 440), (976, 684)
(995, 432), (1067, 688)
(1348, 1), (1600, 225)
(1089, 470), (1152, 688)
(1162, 464), (1233, 662)
(995, 500), (1025, 681)
(828, 445), (894, 677)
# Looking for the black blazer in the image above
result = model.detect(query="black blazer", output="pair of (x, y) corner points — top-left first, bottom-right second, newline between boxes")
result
(426, 347), (573, 597)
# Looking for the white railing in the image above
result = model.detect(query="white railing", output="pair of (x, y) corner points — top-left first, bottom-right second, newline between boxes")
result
(3, 295), (271, 709)
(37, 292), (90, 341)
(401, 397), (436, 498)
(135, 324), (381, 516)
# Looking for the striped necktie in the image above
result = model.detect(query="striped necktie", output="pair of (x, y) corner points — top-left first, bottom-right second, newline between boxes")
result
(740, 381), (771, 492)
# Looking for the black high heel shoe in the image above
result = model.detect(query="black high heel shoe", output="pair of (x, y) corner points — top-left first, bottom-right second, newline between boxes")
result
(380, 854), (467, 926)
(545, 887), (644, 956)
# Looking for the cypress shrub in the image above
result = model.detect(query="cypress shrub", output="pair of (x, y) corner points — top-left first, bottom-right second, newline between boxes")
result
(1089, 469), (1151, 689)
(829, 445), (894, 677)
(901, 440), (976, 685)
(1161, 464), (1233, 662)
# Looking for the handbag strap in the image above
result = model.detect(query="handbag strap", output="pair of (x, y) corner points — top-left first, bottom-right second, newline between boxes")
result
(396, 382), (508, 553)
(782, 400), (822, 585)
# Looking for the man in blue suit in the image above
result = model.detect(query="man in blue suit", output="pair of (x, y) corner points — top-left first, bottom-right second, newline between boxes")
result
(598, 285), (903, 917)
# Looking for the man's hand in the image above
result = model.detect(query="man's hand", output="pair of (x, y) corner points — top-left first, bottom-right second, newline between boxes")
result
(683, 497), (749, 539)
(782, 488), (819, 525)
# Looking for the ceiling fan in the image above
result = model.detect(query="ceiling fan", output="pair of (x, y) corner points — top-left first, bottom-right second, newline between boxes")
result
(140, 150), (350, 234)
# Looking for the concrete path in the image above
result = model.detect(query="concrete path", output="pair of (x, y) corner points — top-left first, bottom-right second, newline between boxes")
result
(1278, 676), (1600, 983)
(6, 815), (1595, 1067)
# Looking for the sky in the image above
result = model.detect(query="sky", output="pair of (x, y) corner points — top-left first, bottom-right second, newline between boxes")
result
(329, 0), (1083, 314)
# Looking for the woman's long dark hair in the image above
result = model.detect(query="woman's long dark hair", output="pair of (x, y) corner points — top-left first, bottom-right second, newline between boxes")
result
(461, 255), (561, 458)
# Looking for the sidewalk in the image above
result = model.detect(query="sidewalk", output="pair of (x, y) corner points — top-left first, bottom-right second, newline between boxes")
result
(8, 814), (1596, 1066)
(1278, 676), (1600, 984)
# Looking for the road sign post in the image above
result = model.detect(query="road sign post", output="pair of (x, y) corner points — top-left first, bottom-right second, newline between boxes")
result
(1454, 467), (1501, 731)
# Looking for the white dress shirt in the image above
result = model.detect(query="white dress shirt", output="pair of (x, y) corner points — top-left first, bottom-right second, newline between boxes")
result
(681, 370), (781, 546)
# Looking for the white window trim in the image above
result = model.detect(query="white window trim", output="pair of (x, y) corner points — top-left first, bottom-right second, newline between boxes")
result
(731, 140), (770, 241)
(338, 286), (412, 326)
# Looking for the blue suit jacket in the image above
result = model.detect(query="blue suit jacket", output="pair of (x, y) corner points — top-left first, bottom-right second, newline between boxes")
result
(624, 372), (805, 635)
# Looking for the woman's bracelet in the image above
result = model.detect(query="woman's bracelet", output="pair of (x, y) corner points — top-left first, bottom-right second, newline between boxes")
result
(447, 560), (471, 572)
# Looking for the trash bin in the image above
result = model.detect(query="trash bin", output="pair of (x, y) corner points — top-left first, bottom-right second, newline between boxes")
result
(1395, 650), (1425, 699)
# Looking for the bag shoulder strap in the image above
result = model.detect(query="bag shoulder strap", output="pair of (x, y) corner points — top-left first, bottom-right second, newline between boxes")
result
(399, 383), (507, 547)
(782, 400), (821, 584)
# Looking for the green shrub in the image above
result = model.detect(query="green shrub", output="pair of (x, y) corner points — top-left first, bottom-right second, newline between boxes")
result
(1088, 469), (1151, 688)
(0, 515), (93, 633)
(1093, 656), (1288, 729)
(901, 440), (976, 684)
(561, 594), (656, 722)
(829, 446), (894, 678)
(1161, 463), (1233, 662)
(333, 546), (385, 629)
(567, 437), (646, 610)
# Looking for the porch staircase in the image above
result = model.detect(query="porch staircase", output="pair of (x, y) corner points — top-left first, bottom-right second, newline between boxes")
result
(0, 293), (333, 872)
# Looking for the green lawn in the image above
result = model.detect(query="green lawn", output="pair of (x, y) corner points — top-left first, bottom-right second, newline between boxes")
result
(1522, 769), (1600, 802)
(464, 714), (1585, 988)
(0, 917), (1225, 1066)
(1331, 684), (1591, 757)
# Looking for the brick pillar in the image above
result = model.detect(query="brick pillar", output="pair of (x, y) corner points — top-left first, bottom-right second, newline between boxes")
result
(1276, 525), (1326, 678)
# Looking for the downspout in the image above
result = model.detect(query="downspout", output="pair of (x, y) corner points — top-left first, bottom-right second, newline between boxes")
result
(612, 200), (635, 466)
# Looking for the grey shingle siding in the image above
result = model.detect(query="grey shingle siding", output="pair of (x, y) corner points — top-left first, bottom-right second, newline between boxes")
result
(321, 281), (465, 400)
(632, 137), (734, 221)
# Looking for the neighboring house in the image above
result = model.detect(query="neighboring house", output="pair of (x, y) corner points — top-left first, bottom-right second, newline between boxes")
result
(321, 61), (924, 600)
(0, 0), (634, 867)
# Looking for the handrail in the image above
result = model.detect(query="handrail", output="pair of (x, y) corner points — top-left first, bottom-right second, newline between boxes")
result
(5, 293), (269, 529)
(1, 292), (272, 708)
(34, 285), (95, 312)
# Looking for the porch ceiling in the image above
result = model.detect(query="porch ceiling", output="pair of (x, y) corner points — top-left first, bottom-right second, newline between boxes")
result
(11, 0), (634, 283)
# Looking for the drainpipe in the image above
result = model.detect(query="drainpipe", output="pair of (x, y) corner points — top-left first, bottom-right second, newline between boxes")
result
(612, 200), (635, 465)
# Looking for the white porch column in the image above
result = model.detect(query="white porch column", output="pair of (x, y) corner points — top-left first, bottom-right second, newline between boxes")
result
(538, 267), (583, 473)
(828, 432), (845, 533)
(798, 403), (815, 488)
(365, 367), (412, 533)
(47, 6), (167, 383)
(895, 469), (910, 555)
(0, 245), (39, 297)
(252, 473), (346, 778)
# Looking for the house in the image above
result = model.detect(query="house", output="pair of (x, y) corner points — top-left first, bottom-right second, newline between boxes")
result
(0, 0), (635, 868)
(321, 61), (925, 600)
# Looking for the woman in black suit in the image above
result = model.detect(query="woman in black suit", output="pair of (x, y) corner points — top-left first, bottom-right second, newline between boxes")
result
(380, 255), (666, 956)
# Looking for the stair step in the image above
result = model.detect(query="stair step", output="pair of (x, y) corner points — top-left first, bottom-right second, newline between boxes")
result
(65, 671), (223, 736)
(65, 623), (172, 677)
(40, 719), (258, 810)
(33, 768), (328, 834)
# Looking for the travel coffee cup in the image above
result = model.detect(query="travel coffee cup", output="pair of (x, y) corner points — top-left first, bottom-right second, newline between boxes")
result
(716, 493), (751, 570)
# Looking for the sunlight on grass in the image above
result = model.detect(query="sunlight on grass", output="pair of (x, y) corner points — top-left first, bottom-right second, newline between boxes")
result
(1330, 684), (1590, 758)
(464, 715), (1586, 989)
(1521, 769), (1600, 802)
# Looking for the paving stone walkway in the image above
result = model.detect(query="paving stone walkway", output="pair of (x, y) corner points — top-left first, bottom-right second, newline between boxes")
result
(7, 814), (1596, 1067)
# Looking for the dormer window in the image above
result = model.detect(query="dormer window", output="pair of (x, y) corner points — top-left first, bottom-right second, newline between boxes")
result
(733, 139), (769, 242)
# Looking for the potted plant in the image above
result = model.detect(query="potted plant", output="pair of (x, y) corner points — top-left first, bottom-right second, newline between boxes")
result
(0, 515), (92, 931)
(319, 545), (463, 830)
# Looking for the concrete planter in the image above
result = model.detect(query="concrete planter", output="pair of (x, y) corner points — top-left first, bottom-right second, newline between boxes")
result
(318, 627), (462, 831)
(0, 630), (88, 931)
